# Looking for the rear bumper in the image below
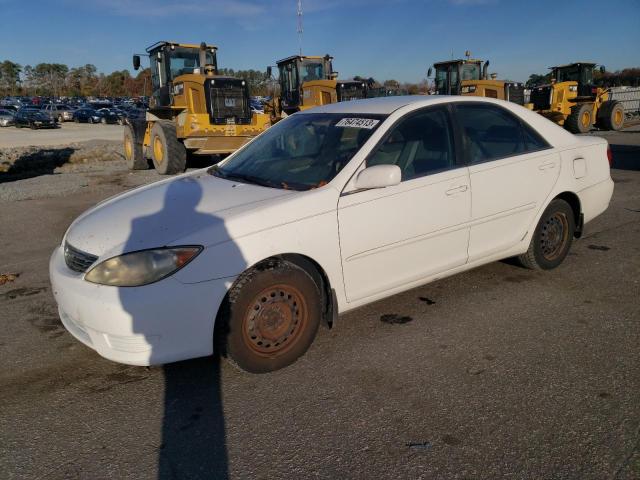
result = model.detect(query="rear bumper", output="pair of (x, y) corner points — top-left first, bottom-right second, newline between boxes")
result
(49, 246), (232, 366)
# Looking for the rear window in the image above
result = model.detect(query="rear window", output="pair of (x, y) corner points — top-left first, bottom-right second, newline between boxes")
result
(455, 103), (549, 163)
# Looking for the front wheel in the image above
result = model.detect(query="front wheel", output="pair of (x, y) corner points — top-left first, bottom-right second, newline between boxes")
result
(150, 120), (186, 174)
(565, 103), (593, 134)
(219, 260), (322, 373)
(124, 124), (148, 170)
(517, 199), (575, 270)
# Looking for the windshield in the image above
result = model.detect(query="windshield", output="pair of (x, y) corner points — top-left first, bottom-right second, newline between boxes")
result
(300, 60), (325, 82)
(461, 63), (481, 80)
(555, 65), (580, 83)
(210, 113), (386, 190)
(168, 47), (216, 79)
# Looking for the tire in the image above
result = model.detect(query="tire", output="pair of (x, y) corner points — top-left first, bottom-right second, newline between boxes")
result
(219, 260), (322, 373)
(565, 103), (593, 134)
(517, 199), (576, 270)
(150, 120), (186, 175)
(124, 124), (148, 170)
(30, 122), (37, 130)
(101, 117), (107, 124)
(597, 100), (625, 131)
(58, 115), (64, 123)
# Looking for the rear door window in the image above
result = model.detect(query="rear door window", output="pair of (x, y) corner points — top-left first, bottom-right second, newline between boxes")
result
(455, 103), (526, 163)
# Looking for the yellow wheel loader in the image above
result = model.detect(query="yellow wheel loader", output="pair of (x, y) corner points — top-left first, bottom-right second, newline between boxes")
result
(125, 41), (270, 174)
(429, 56), (525, 105)
(529, 62), (625, 134)
(267, 54), (368, 121)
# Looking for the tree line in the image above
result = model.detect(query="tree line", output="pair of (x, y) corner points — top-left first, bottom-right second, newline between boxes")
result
(1, 59), (428, 98)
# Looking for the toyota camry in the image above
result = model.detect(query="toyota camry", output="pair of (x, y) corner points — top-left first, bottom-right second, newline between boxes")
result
(50, 96), (614, 373)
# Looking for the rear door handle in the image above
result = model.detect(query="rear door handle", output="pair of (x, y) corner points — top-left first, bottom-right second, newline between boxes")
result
(445, 185), (468, 196)
(538, 161), (556, 170)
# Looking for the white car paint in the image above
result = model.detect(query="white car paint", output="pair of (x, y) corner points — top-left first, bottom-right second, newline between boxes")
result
(49, 95), (614, 366)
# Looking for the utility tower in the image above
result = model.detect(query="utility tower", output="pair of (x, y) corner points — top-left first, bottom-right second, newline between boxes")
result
(297, 0), (303, 56)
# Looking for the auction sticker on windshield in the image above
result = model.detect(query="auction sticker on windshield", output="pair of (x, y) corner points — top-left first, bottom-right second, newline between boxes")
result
(335, 118), (380, 129)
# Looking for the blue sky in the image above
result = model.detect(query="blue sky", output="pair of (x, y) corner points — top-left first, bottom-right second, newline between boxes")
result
(1, 0), (639, 83)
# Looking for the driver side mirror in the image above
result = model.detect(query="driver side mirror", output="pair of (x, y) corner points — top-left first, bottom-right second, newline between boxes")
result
(267, 66), (272, 78)
(427, 67), (433, 78)
(354, 165), (401, 190)
(132, 55), (141, 71)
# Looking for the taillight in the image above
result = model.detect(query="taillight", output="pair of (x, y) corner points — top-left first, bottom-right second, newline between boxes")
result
(607, 145), (613, 167)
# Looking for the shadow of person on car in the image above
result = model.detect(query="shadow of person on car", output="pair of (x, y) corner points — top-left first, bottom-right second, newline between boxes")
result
(118, 175), (247, 480)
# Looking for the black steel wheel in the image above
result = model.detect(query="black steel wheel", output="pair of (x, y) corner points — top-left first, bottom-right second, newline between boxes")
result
(517, 199), (576, 270)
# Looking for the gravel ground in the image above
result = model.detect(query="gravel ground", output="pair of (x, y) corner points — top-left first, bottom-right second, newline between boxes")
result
(0, 140), (207, 201)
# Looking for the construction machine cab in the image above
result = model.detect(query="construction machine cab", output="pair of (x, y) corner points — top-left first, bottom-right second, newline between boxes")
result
(134, 41), (218, 109)
(550, 63), (599, 98)
(433, 59), (486, 95)
(276, 54), (334, 112)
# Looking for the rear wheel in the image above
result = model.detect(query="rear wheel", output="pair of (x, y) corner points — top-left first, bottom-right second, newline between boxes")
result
(565, 103), (593, 134)
(150, 120), (186, 175)
(597, 100), (625, 131)
(124, 124), (148, 170)
(219, 260), (322, 373)
(517, 199), (575, 270)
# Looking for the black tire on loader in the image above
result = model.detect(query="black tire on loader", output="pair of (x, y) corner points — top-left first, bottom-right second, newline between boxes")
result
(124, 124), (148, 170)
(596, 100), (625, 131)
(565, 103), (593, 134)
(150, 120), (187, 175)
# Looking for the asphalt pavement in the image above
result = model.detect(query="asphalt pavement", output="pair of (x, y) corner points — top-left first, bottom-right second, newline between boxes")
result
(0, 129), (638, 479)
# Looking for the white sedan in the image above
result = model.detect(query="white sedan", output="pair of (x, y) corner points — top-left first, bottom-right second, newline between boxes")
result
(50, 96), (614, 373)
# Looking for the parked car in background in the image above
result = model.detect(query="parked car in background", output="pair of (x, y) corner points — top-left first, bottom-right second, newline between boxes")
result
(42, 103), (75, 122)
(0, 104), (19, 113)
(96, 108), (123, 124)
(73, 107), (101, 124)
(0, 109), (15, 127)
(50, 96), (614, 373)
(14, 108), (57, 129)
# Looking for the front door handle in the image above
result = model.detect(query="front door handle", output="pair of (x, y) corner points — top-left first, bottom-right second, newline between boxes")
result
(445, 185), (468, 196)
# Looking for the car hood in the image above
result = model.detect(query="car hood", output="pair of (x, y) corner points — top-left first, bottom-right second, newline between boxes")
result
(64, 171), (297, 258)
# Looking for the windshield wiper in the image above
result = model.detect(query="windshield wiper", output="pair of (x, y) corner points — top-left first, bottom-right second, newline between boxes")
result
(209, 166), (278, 189)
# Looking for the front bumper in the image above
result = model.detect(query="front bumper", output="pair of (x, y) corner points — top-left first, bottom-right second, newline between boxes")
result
(49, 246), (232, 366)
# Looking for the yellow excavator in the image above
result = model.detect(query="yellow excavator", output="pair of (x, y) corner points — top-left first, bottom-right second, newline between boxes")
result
(125, 41), (270, 174)
(267, 54), (367, 121)
(529, 62), (625, 133)
(429, 54), (525, 105)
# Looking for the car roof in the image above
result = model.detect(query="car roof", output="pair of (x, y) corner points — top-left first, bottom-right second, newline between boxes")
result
(300, 94), (578, 148)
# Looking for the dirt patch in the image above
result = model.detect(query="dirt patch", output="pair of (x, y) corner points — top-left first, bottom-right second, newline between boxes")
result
(0, 140), (124, 183)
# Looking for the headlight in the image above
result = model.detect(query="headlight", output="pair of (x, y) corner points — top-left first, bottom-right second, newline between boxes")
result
(568, 85), (578, 92)
(173, 82), (184, 95)
(461, 85), (477, 94)
(85, 246), (202, 286)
